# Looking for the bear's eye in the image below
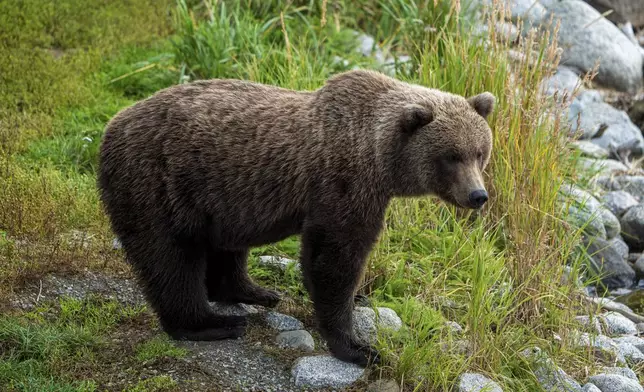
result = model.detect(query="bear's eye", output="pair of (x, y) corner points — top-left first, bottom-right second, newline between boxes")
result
(445, 153), (462, 163)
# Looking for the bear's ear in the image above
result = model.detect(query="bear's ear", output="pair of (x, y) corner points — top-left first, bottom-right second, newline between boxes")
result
(467, 92), (496, 119)
(400, 104), (433, 133)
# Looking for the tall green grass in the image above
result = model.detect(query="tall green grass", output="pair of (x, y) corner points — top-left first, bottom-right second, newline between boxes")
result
(0, 296), (147, 391)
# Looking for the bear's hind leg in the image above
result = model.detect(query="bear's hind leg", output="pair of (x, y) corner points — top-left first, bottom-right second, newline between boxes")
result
(122, 233), (247, 341)
(205, 248), (281, 308)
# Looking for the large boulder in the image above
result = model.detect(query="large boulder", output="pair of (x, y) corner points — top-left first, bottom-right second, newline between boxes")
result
(601, 311), (639, 336)
(567, 90), (644, 154)
(559, 184), (621, 239)
(457, 373), (503, 392)
(620, 205), (644, 251)
(541, 65), (584, 98)
(292, 355), (365, 389)
(597, 176), (644, 201)
(601, 191), (638, 218)
(467, 0), (547, 28)
(569, 140), (609, 159)
(578, 158), (628, 177)
(588, 374), (644, 392)
(352, 307), (403, 346)
(520, 347), (583, 392)
(545, 0), (643, 93)
(584, 237), (637, 289)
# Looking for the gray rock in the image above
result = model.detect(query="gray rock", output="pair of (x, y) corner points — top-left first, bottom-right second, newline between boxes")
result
(570, 140), (609, 159)
(382, 54), (412, 76)
(546, 1), (643, 93)
(609, 237), (629, 260)
(62, 230), (93, 249)
(457, 372), (503, 392)
(578, 158), (629, 177)
(585, 237), (637, 289)
(613, 335), (644, 352)
(510, 0), (548, 26)
(475, 0), (547, 27)
(331, 55), (350, 68)
(615, 341), (644, 364)
(562, 265), (585, 288)
(473, 22), (519, 43)
(376, 307), (403, 330)
(601, 311), (639, 336)
(543, 65), (584, 98)
(352, 307), (403, 346)
(571, 331), (623, 363)
(638, 322), (644, 333)
(582, 384), (601, 392)
(276, 330), (315, 352)
(354, 32), (376, 57)
(265, 311), (304, 332)
(353, 31), (386, 64)
(560, 185), (607, 238)
(560, 184), (622, 239)
(440, 339), (473, 356)
(596, 176), (644, 200)
(367, 379), (400, 392)
(620, 205), (644, 251)
(567, 204), (607, 239)
(634, 254), (644, 278)
(609, 288), (633, 297)
(588, 374), (644, 392)
(601, 191), (638, 218)
(576, 315), (603, 334)
(112, 237), (122, 250)
(601, 209), (622, 240)
(588, 296), (636, 314)
(566, 91), (644, 153)
(520, 347), (583, 392)
(258, 255), (299, 271)
(598, 366), (638, 381)
(291, 355), (366, 389)
(445, 320), (464, 334)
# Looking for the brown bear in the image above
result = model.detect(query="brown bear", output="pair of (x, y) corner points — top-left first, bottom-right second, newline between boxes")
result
(97, 69), (495, 367)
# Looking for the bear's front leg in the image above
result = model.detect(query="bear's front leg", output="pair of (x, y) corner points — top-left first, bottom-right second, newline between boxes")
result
(300, 213), (384, 367)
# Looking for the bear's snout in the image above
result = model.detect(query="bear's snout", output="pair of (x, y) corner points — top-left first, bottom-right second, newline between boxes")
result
(468, 189), (488, 209)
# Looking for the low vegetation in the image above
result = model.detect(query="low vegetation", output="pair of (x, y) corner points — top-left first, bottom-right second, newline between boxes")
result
(0, 0), (613, 390)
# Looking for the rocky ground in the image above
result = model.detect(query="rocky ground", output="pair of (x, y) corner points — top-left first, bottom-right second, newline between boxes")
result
(8, 253), (644, 391)
(8, 267), (404, 392)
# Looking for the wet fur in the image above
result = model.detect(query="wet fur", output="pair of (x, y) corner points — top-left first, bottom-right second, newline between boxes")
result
(97, 69), (495, 367)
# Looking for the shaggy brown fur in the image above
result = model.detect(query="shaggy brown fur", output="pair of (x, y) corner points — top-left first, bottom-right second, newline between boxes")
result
(97, 69), (495, 367)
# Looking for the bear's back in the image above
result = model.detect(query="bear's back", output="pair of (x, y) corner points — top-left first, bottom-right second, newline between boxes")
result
(98, 79), (321, 243)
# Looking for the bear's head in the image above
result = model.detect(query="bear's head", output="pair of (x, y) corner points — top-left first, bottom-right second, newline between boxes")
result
(386, 88), (495, 210)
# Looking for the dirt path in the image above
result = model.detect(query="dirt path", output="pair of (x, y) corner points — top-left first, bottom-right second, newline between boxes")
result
(5, 271), (363, 392)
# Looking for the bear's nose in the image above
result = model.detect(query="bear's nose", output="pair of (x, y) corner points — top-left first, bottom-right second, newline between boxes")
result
(468, 189), (488, 208)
